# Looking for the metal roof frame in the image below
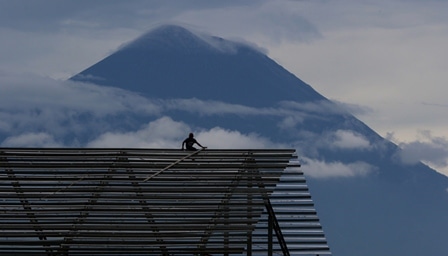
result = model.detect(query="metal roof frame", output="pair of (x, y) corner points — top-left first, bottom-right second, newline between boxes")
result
(0, 148), (330, 255)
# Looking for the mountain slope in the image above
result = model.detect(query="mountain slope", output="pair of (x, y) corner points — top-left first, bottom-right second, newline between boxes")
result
(72, 25), (322, 107)
(70, 24), (448, 256)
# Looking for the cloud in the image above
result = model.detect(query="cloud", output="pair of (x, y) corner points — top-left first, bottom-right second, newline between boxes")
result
(87, 116), (188, 148)
(290, 129), (374, 161)
(164, 98), (265, 116)
(301, 157), (376, 178)
(0, 1), (322, 78)
(162, 99), (362, 131)
(0, 73), (160, 115)
(87, 117), (284, 150)
(0, 1), (266, 40)
(2, 73), (298, 123)
(175, 0), (321, 44)
(309, 129), (372, 152)
(278, 100), (349, 115)
(331, 100), (373, 117)
(164, 98), (307, 118)
(268, 126), (378, 180)
(331, 130), (371, 150)
(277, 115), (306, 130)
(197, 127), (285, 149)
(2, 132), (63, 147)
(0, 73), (161, 138)
(396, 130), (448, 169)
(0, 73), (379, 180)
(1, 72), (359, 150)
(0, 72), (349, 140)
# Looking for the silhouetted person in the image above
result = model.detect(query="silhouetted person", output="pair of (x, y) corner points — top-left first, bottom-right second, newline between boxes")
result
(182, 133), (206, 151)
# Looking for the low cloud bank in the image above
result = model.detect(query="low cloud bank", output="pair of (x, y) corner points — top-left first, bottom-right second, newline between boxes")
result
(87, 117), (284, 150)
(5, 73), (447, 177)
(2, 132), (62, 147)
(394, 131), (448, 172)
(0, 73), (160, 115)
(301, 157), (376, 178)
(0, 73), (348, 141)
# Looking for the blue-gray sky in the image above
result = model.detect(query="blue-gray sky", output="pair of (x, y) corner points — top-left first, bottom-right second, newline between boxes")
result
(1, 0), (447, 175)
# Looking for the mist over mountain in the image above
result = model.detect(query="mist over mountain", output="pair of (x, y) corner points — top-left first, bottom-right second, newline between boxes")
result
(66, 24), (448, 256)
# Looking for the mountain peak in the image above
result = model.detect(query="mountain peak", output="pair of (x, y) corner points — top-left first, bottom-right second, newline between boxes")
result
(71, 24), (321, 106)
(122, 24), (221, 53)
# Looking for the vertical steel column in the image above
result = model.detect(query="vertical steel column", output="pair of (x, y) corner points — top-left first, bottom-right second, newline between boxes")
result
(246, 166), (253, 256)
(224, 205), (229, 256)
(268, 213), (273, 256)
(247, 157), (291, 256)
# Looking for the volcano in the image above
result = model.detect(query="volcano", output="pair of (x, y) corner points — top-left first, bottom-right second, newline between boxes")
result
(71, 24), (448, 256)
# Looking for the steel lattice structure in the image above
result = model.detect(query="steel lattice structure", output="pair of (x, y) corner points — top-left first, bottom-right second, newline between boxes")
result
(0, 148), (331, 255)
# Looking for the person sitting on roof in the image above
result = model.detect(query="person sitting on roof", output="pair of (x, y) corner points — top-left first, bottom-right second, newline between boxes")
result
(182, 133), (206, 151)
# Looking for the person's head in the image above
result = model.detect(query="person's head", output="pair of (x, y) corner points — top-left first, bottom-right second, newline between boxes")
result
(189, 133), (194, 138)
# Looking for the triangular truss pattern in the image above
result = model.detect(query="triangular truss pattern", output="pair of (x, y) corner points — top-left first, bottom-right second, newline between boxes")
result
(0, 148), (331, 255)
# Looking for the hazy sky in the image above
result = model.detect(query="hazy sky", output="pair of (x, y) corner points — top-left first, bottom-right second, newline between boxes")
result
(0, 0), (447, 175)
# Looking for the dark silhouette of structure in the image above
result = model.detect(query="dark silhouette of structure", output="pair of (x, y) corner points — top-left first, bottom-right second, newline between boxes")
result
(0, 148), (331, 255)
